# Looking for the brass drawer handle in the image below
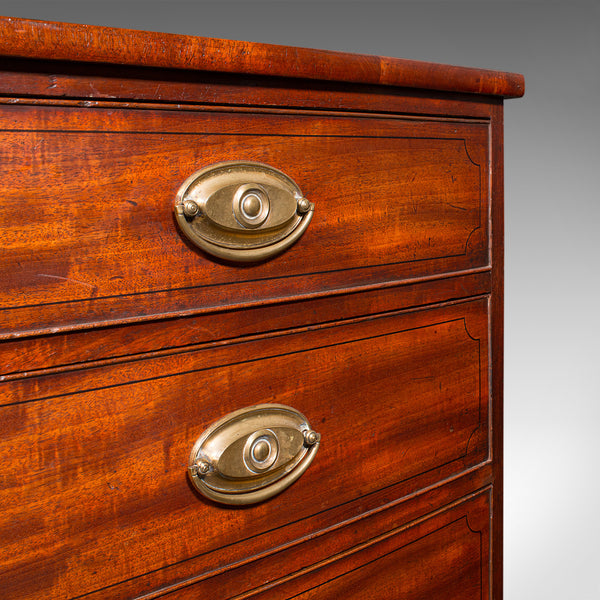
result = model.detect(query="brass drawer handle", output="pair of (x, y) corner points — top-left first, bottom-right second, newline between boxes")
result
(188, 404), (320, 505)
(174, 161), (314, 262)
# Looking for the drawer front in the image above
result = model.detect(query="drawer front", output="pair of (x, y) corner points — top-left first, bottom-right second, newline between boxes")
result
(241, 490), (491, 600)
(0, 104), (489, 336)
(0, 298), (489, 599)
(0, 272), (490, 376)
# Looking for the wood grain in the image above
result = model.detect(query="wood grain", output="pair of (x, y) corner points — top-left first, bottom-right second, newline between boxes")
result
(0, 103), (488, 336)
(0, 18), (521, 600)
(0, 299), (488, 599)
(242, 490), (490, 600)
(0, 272), (490, 376)
(0, 17), (524, 98)
(129, 489), (491, 600)
(490, 99), (505, 600)
(0, 67), (500, 117)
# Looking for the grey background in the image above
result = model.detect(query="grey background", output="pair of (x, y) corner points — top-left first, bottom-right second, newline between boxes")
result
(2, 1), (598, 598)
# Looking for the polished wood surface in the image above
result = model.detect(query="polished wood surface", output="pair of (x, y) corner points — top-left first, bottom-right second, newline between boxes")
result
(1, 300), (489, 598)
(0, 103), (488, 337)
(0, 16), (522, 600)
(245, 491), (491, 600)
(0, 16), (524, 97)
(0, 272), (490, 375)
(152, 490), (491, 600)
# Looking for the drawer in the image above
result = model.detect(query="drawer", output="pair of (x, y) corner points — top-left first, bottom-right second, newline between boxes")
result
(0, 103), (489, 337)
(233, 490), (491, 600)
(0, 272), (490, 375)
(159, 489), (491, 600)
(0, 298), (489, 599)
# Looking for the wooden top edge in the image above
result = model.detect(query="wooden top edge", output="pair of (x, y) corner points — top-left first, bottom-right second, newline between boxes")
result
(0, 16), (524, 98)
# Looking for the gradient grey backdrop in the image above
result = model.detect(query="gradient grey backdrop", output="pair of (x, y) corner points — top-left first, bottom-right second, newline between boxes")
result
(2, 2), (597, 598)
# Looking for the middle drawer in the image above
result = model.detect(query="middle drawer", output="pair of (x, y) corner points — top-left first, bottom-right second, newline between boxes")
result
(1, 296), (489, 599)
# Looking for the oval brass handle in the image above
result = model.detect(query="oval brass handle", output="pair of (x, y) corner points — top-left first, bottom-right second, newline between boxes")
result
(174, 161), (314, 262)
(188, 404), (320, 505)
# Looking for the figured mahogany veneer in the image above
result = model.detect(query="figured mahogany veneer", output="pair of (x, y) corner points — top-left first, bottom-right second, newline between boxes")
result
(1, 299), (489, 598)
(0, 16), (523, 97)
(0, 16), (523, 600)
(1, 104), (489, 337)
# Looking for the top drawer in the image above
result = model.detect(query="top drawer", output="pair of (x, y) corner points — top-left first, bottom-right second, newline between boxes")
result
(0, 104), (489, 337)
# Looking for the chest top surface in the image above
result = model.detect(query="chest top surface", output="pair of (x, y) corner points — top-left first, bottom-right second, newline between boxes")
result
(0, 15), (524, 97)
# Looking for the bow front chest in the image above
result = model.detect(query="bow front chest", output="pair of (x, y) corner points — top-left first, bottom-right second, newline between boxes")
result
(0, 17), (524, 600)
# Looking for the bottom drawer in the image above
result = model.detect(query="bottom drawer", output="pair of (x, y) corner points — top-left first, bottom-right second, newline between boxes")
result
(162, 488), (491, 599)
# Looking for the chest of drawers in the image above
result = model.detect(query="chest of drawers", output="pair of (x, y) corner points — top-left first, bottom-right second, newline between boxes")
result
(0, 17), (524, 600)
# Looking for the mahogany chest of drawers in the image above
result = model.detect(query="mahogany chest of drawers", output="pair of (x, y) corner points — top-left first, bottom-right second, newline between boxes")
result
(0, 17), (524, 600)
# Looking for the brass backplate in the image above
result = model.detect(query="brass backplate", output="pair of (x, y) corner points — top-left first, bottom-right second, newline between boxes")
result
(174, 161), (314, 262)
(188, 404), (320, 505)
